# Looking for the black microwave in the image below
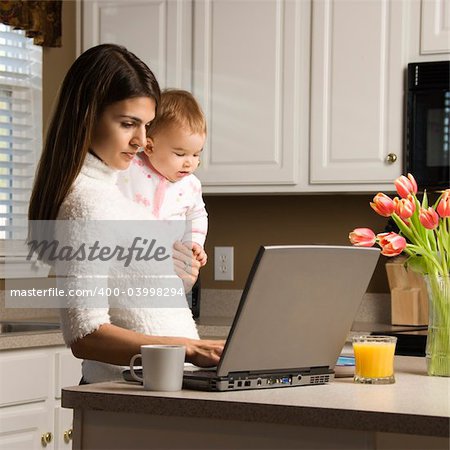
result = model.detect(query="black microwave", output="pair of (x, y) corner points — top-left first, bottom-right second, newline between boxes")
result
(406, 61), (450, 190)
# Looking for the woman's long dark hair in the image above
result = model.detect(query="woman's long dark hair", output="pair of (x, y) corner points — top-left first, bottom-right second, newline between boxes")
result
(28, 44), (160, 224)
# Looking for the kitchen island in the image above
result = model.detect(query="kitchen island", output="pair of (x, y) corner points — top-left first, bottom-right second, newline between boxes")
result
(62, 356), (449, 450)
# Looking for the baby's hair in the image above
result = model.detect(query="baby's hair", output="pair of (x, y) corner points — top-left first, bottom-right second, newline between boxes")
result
(147, 89), (206, 137)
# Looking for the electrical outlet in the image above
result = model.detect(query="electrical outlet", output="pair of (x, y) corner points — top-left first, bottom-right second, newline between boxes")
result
(214, 247), (234, 281)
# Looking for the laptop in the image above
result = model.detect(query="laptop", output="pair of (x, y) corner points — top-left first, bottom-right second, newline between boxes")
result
(124, 245), (380, 391)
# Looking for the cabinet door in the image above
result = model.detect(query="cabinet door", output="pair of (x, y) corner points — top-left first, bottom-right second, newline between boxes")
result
(421, 0), (450, 54)
(0, 350), (50, 407)
(54, 407), (74, 450)
(310, 0), (407, 184)
(82, 0), (192, 89)
(193, 0), (304, 186)
(0, 403), (53, 450)
(54, 351), (82, 399)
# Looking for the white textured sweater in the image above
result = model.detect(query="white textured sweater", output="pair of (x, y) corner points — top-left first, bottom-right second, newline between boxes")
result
(57, 153), (199, 383)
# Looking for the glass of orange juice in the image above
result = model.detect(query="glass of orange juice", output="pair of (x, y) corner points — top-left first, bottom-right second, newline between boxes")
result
(352, 335), (397, 384)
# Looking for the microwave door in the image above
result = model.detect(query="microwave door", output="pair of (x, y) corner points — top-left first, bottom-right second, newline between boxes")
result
(408, 90), (450, 189)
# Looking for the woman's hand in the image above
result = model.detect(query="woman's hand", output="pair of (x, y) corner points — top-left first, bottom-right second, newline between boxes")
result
(173, 241), (200, 293)
(184, 338), (226, 367)
(70, 324), (226, 367)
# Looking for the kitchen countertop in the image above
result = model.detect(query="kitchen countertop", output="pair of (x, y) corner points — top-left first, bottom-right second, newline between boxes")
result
(0, 316), (229, 352)
(0, 317), (64, 350)
(0, 290), (399, 350)
(0, 318), (427, 351)
(62, 356), (449, 438)
(0, 328), (65, 350)
(196, 317), (428, 341)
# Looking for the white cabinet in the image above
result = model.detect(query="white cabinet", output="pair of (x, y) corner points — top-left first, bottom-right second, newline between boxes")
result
(420, 0), (450, 54)
(309, 0), (407, 185)
(80, 0), (445, 192)
(193, 0), (409, 190)
(54, 407), (74, 450)
(407, 0), (450, 63)
(0, 403), (53, 450)
(82, 0), (192, 89)
(192, 0), (306, 187)
(0, 347), (82, 450)
(0, 350), (51, 407)
(53, 349), (82, 450)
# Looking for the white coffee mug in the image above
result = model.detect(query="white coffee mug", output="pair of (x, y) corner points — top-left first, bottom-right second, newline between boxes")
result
(129, 345), (186, 391)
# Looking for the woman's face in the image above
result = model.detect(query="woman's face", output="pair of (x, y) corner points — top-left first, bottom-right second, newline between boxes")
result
(90, 97), (156, 170)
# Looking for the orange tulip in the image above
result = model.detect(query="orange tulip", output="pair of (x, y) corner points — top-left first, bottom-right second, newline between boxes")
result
(393, 195), (415, 220)
(377, 232), (407, 257)
(349, 228), (376, 247)
(370, 193), (395, 217)
(437, 190), (450, 218)
(419, 207), (439, 230)
(394, 173), (418, 198)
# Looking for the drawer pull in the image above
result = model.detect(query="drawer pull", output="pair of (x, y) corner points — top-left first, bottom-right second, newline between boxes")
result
(41, 432), (53, 447)
(63, 428), (73, 443)
(385, 153), (397, 164)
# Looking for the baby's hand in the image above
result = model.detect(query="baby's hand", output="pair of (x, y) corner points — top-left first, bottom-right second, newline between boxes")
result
(186, 242), (207, 267)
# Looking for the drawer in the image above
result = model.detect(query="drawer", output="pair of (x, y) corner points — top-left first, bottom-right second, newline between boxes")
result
(0, 350), (50, 407)
(0, 402), (50, 449)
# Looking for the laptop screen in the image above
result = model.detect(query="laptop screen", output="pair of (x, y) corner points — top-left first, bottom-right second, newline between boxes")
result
(216, 246), (380, 377)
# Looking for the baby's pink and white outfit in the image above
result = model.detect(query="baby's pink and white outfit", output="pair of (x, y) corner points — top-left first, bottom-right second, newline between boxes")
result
(116, 152), (208, 247)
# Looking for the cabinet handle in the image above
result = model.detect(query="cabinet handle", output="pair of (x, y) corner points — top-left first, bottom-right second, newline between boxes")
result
(41, 432), (53, 447)
(385, 153), (397, 164)
(63, 428), (73, 444)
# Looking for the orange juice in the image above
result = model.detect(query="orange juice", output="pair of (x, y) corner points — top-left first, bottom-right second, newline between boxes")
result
(352, 336), (397, 384)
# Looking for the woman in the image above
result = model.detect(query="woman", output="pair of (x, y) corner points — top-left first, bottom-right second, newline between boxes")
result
(28, 44), (224, 383)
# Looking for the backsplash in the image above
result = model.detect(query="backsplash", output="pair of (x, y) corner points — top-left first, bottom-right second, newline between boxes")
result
(200, 289), (391, 324)
(0, 289), (59, 322)
(0, 287), (390, 325)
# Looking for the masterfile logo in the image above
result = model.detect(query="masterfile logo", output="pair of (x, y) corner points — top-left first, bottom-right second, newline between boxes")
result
(5, 219), (192, 309)
(27, 237), (170, 267)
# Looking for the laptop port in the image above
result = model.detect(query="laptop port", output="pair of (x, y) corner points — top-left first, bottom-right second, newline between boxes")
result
(244, 380), (251, 387)
(257, 378), (262, 386)
(267, 376), (292, 385)
(237, 381), (242, 387)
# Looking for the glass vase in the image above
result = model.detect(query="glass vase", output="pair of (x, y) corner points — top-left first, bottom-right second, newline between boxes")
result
(425, 274), (450, 377)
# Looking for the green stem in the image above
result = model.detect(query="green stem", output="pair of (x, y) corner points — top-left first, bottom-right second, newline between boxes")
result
(437, 227), (449, 275)
(425, 274), (450, 377)
(444, 218), (450, 269)
(392, 213), (432, 252)
(428, 228), (438, 253)
(406, 244), (444, 273)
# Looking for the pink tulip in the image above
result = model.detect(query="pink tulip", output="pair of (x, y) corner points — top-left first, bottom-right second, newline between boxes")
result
(349, 228), (376, 247)
(393, 195), (415, 220)
(437, 190), (450, 218)
(394, 173), (418, 198)
(370, 193), (395, 217)
(377, 232), (407, 257)
(419, 207), (439, 230)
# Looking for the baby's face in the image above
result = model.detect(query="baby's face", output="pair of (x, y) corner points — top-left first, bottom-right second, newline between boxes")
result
(145, 126), (205, 182)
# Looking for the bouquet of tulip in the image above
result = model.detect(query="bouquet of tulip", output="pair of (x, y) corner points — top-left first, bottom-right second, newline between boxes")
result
(349, 174), (450, 377)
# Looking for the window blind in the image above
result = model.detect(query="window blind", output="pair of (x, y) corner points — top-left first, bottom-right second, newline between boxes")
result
(0, 24), (42, 240)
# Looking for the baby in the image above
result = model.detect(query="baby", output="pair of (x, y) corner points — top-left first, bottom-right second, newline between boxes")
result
(117, 89), (208, 266)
